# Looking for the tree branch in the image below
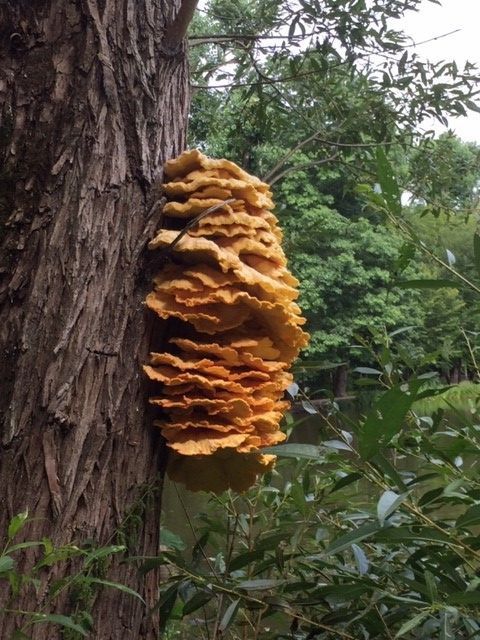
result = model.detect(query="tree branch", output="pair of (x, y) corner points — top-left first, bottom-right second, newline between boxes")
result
(189, 32), (317, 46)
(268, 155), (340, 186)
(191, 69), (321, 90)
(189, 27), (462, 50)
(166, 199), (236, 253)
(162, 0), (199, 56)
(263, 129), (327, 183)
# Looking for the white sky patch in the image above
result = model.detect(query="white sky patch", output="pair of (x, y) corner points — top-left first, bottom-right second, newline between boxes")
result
(195, 1), (480, 143)
(400, 0), (480, 142)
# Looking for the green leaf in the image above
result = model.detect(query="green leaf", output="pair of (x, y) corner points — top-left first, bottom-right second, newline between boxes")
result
(331, 472), (362, 492)
(254, 533), (287, 551)
(237, 579), (284, 591)
(8, 511), (29, 540)
(394, 242), (416, 274)
(389, 325), (416, 338)
(323, 440), (352, 451)
(160, 528), (186, 551)
(182, 589), (214, 616)
(294, 360), (345, 372)
(7, 541), (45, 553)
(355, 378), (383, 387)
(35, 545), (83, 569)
(395, 611), (429, 637)
(30, 613), (88, 636)
(83, 545), (126, 566)
(440, 610), (454, 640)
(262, 444), (321, 459)
(397, 279), (459, 289)
(424, 570), (438, 604)
(0, 555), (15, 573)
(229, 550), (265, 572)
(447, 591), (480, 605)
(317, 583), (371, 601)
(291, 481), (308, 514)
(48, 577), (70, 599)
(473, 233), (480, 279)
(192, 531), (209, 565)
(351, 543), (369, 576)
(137, 554), (172, 576)
(376, 147), (401, 215)
(354, 367), (382, 375)
(414, 385), (451, 401)
(377, 490), (408, 526)
(157, 584), (179, 632)
(301, 399), (318, 414)
(372, 454), (409, 492)
(82, 577), (145, 603)
(465, 99), (480, 114)
(360, 382), (421, 459)
(374, 525), (450, 545)
(456, 505), (480, 530)
(418, 487), (443, 507)
(218, 599), (240, 633)
(324, 522), (381, 556)
(446, 249), (456, 266)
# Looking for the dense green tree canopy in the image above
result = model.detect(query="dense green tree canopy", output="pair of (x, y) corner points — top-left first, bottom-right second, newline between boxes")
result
(407, 133), (480, 215)
(188, 2), (480, 382)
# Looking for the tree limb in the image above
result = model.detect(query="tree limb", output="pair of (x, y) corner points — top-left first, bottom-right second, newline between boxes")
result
(189, 32), (319, 46)
(263, 129), (327, 183)
(162, 0), (199, 56)
(268, 155), (340, 186)
(167, 199), (236, 253)
(191, 69), (321, 90)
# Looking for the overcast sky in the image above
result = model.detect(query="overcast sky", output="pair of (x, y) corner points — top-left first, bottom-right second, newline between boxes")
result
(400, 0), (480, 143)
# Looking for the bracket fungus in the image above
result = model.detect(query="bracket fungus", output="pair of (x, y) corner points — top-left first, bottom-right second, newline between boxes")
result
(144, 149), (309, 493)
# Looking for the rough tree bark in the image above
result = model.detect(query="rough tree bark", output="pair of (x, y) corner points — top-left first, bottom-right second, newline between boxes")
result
(0, 0), (191, 637)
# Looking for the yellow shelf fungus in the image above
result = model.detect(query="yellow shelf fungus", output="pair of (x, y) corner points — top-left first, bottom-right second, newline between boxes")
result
(144, 149), (309, 493)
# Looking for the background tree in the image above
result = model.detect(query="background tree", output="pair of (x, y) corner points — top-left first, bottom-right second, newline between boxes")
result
(407, 133), (480, 216)
(189, 4), (480, 388)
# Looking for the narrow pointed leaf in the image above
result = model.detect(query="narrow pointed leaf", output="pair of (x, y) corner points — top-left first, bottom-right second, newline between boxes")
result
(84, 545), (126, 566)
(237, 579), (284, 590)
(377, 490), (408, 526)
(360, 382), (421, 459)
(395, 611), (429, 637)
(351, 543), (369, 575)
(183, 589), (214, 615)
(376, 147), (401, 215)
(218, 599), (241, 633)
(31, 614), (88, 636)
(82, 577), (145, 603)
(324, 521), (381, 556)
(456, 505), (480, 530)
(262, 444), (321, 459)
(8, 511), (29, 540)
(474, 233), (480, 278)
(0, 555), (15, 573)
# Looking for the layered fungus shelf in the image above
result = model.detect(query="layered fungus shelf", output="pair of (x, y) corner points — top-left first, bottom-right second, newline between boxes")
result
(144, 150), (309, 492)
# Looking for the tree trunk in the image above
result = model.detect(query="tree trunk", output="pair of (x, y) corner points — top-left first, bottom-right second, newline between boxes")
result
(0, 0), (189, 637)
(333, 364), (348, 398)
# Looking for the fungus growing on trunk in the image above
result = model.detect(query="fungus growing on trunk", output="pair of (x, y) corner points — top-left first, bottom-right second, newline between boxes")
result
(144, 150), (309, 492)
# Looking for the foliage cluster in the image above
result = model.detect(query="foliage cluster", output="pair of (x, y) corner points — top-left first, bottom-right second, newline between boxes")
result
(156, 330), (480, 639)
(189, 0), (480, 383)
(0, 512), (140, 638)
